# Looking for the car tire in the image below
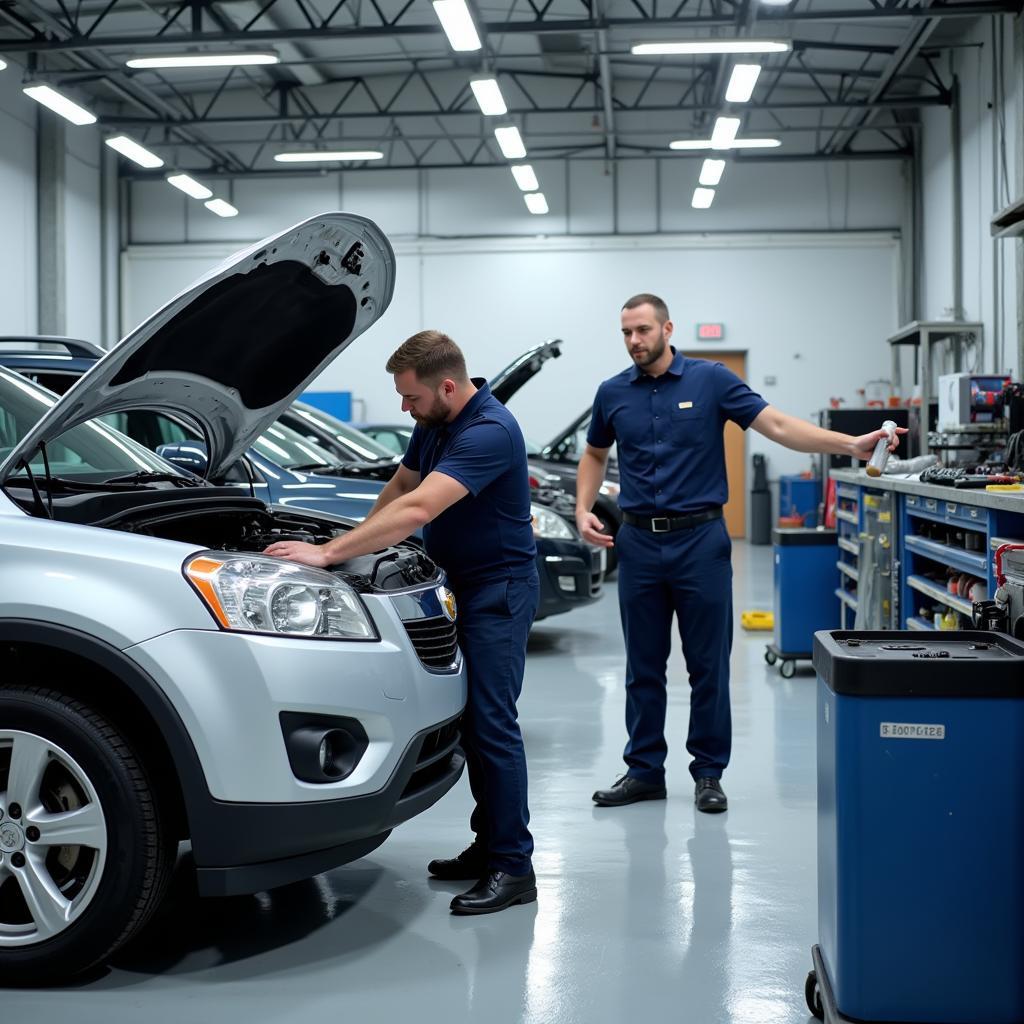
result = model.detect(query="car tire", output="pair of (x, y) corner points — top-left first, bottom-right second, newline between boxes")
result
(0, 686), (175, 985)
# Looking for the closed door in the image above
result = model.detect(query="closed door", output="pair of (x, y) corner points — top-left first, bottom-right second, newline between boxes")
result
(682, 351), (748, 539)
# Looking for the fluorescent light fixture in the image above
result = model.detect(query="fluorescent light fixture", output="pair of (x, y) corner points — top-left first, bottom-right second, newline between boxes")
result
(166, 173), (213, 200)
(692, 187), (715, 209)
(23, 84), (96, 126)
(0, 59), (7, 71)
(725, 63), (762, 103)
(699, 158), (726, 186)
(511, 164), (539, 192)
(710, 116), (741, 150)
(631, 39), (791, 55)
(432, 0), (482, 52)
(495, 125), (527, 159)
(524, 192), (549, 215)
(125, 52), (279, 68)
(205, 198), (239, 217)
(670, 137), (781, 150)
(470, 78), (507, 116)
(273, 150), (384, 162)
(105, 135), (164, 169)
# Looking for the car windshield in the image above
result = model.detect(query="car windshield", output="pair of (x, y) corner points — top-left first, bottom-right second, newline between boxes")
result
(253, 421), (342, 470)
(292, 404), (397, 461)
(0, 367), (190, 481)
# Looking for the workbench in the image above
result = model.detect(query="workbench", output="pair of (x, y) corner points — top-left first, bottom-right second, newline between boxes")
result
(829, 469), (1024, 630)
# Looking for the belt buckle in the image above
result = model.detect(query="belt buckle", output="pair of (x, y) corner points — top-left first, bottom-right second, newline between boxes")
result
(651, 517), (671, 533)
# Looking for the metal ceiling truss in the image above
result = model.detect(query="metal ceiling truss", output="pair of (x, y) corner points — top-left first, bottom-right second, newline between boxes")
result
(0, 0), (1014, 175)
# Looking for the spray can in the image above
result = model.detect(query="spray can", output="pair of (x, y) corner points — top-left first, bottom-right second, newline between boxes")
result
(865, 420), (897, 477)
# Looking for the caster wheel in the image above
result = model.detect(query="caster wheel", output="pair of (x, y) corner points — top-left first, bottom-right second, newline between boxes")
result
(764, 649), (778, 666)
(780, 660), (796, 679)
(805, 970), (824, 1019)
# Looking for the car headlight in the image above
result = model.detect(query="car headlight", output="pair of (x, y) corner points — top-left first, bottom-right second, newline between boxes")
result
(184, 553), (377, 639)
(531, 503), (575, 540)
(599, 480), (620, 498)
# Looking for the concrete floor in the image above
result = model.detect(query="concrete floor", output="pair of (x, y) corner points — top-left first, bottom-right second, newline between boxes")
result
(16, 541), (822, 1023)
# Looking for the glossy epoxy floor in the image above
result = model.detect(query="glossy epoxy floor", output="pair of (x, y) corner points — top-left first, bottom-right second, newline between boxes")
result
(18, 541), (821, 1024)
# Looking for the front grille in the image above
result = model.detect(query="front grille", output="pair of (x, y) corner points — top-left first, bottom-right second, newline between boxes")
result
(403, 615), (459, 671)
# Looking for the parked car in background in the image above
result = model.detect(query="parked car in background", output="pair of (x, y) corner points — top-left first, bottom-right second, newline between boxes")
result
(0, 214), (466, 983)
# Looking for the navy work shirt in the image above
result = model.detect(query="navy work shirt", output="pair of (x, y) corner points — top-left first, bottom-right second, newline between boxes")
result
(587, 349), (768, 514)
(402, 380), (537, 587)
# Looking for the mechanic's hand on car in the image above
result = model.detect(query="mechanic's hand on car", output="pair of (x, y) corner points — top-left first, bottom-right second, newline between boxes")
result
(849, 425), (908, 461)
(576, 511), (614, 548)
(263, 540), (331, 568)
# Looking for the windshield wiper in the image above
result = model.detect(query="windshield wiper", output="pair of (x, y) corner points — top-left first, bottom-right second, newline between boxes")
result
(288, 462), (332, 473)
(103, 471), (202, 487)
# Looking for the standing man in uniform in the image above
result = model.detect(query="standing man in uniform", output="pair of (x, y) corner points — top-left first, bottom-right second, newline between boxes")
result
(266, 330), (540, 914)
(577, 294), (902, 813)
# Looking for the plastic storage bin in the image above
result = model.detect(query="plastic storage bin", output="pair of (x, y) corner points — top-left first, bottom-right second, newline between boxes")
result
(806, 630), (1024, 1024)
(766, 528), (838, 677)
(780, 473), (823, 527)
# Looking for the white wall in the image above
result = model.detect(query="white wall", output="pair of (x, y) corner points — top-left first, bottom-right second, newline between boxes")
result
(919, 15), (1022, 377)
(0, 61), (111, 345)
(123, 231), (901, 480)
(0, 67), (38, 335)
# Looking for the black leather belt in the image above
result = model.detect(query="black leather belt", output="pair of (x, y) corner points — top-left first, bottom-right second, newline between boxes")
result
(622, 508), (723, 533)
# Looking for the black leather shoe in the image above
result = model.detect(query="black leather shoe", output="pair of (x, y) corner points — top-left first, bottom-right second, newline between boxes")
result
(450, 870), (537, 915)
(592, 775), (667, 807)
(695, 777), (728, 813)
(428, 845), (488, 881)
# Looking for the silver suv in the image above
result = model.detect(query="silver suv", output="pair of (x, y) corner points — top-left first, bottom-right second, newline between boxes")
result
(0, 214), (466, 984)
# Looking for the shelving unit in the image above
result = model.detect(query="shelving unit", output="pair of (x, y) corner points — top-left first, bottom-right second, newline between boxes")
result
(898, 493), (1024, 630)
(834, 482), (860, 628)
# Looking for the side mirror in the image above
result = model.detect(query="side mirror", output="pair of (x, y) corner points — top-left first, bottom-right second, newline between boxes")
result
(156, 441), (210, 476)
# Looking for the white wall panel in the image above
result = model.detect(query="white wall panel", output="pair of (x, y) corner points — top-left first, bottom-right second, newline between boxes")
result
(123, 232), (900, 481)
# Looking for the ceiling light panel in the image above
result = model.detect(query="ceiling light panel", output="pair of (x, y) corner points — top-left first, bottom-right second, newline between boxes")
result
(274, 151), (384, 162)
(205, 199), (239, 217)
(524, 193), (549, 215)
(495, 126), (527, 159)
(126, 52), (279, 68)
(105, 135), (164, 169)
(166, 173), (213, 199)
(470, 78), (507, 116)
(511, 164), (539, 191)
(725, 64), (762, 103)
(631, 40), (791, 55)
(692, 187), (715, 209)
(23, 85), (96, 126)
(699, 159), (726, 186)
(710, 116), (741, 150)
(432, 0), (482, 52)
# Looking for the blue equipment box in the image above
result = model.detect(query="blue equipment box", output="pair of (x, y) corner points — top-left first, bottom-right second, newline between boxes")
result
(812, 631), (1024, 1023)
(772, 528), (838, 656)
(780, 473), (822, 526)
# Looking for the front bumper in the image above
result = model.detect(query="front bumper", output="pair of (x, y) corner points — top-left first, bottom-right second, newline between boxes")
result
(535, 538), (603, 620)
(192, 715), (465, 897)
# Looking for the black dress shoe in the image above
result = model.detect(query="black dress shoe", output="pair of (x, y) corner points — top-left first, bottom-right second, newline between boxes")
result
(592, 775), (667, 807)
(428, 845), (488, 881)
(450, 870), (537, 915)
(695, 777), (728, 813)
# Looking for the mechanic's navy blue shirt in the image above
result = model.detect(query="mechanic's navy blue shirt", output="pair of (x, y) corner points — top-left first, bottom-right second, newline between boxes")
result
(587, 350), (768, 514)
(402, 380), (537, 587)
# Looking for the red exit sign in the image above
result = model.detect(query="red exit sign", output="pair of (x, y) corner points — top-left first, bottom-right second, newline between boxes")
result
(696, 323), (725, 340)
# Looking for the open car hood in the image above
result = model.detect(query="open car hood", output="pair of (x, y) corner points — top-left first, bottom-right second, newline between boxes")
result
(488, 339), (561, 405)
(1, 213), (394, 482)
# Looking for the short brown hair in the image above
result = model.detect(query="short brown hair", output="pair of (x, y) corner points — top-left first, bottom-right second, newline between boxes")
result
(622, 293), (670, 324)
(386, 330), (469, 383)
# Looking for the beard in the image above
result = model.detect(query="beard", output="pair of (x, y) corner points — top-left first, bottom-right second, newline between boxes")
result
(629, 328), (668, 368)
(411, 393), (451, 429)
